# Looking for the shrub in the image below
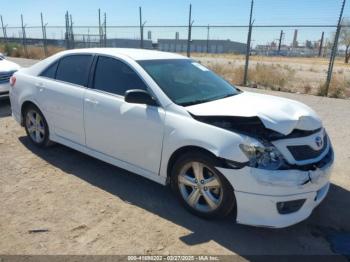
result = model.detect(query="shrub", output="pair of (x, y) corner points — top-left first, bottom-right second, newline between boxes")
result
(303, 84), (312, 94)
(0, 43), (64, 59)
(248, 63), (295, 90)
(317, 75), (349, 98)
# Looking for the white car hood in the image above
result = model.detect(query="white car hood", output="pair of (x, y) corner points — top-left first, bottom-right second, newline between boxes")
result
(186, 91), (322, 135)
(0, 59), (21, 72)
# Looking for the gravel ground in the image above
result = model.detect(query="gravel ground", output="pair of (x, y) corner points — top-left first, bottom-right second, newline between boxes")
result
(0, 57), (350, 257)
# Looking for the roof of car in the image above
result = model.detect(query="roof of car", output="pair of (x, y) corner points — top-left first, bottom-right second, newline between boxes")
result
(60, 48), (187, 61)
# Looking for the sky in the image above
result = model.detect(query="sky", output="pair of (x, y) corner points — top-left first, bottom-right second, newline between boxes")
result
(1, 0), (349, 46)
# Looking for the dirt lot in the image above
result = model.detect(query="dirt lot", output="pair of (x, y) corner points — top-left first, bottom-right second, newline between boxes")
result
(1, 58), (350, 257)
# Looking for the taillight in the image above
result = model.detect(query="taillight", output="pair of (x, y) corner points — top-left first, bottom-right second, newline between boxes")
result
(10, 76), (16, 87)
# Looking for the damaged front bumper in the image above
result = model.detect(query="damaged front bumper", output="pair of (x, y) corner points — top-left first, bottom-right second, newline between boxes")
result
(217, 148), (334, 228)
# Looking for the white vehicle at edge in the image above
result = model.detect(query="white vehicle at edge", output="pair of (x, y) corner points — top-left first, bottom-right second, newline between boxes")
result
(0, 53), (20, 98)
(9, 48), (334, 228)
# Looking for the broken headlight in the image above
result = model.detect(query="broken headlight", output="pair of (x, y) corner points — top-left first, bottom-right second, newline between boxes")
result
(240, 143), (285, 170)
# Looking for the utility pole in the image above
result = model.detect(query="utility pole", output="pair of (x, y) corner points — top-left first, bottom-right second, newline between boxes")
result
(318, 31), (324, 57)
(325, 0), (346, 95)
(21, 14), (28, 58)
(278, 30), (284, 55)
(187, 4), (194, 57)
(206, 24), (210, 53)
(41, 12), (48, 57)
(243, 0), (254, 86)
(1, 16), (7, 44)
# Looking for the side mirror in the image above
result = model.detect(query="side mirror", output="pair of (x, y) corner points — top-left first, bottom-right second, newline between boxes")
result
(124, 89), (158, 106)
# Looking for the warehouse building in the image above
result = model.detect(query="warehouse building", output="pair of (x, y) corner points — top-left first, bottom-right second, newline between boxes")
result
(157, 39), (247, 54)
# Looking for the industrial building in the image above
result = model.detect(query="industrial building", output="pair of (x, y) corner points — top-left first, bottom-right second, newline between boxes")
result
(158, 39), (247, 54)
(106, 38), (153, 49)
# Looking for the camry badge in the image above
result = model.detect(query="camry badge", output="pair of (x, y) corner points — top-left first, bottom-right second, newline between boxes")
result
(315, 136), (323, 149)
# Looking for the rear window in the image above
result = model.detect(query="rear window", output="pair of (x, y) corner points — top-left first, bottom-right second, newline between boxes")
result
(40, 61), (58, 79)
(55, 55), (92, 86)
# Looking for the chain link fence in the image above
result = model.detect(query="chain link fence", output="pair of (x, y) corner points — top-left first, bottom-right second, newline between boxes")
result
(0, 1), (349, 98)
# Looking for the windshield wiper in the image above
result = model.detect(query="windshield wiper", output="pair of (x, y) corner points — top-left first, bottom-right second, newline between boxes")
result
(179, 99), (213, 106)
(180, 93), (237, 107)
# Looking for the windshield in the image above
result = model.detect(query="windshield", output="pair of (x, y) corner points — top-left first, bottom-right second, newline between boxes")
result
(138, 59), (240, 106)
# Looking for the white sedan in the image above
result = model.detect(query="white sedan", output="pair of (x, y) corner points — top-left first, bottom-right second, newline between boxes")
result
(9, 48), (334, 228)
(0, 53), (20, 98)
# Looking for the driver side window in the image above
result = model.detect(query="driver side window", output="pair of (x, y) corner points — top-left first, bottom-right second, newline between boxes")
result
(93, 56), (148, 96)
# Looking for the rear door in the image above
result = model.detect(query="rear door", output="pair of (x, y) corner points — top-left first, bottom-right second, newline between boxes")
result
(38, 54), (93, 145)
(84, 55), (165, 174)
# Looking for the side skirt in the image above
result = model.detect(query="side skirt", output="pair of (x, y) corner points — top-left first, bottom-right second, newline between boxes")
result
(50, 134), (167, 186)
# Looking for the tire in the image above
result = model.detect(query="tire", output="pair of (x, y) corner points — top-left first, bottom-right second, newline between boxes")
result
(23, 104), (52, 147)
(171, 151), (236, 219)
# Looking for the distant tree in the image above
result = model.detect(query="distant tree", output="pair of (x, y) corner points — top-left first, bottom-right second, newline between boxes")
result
(340, 19), (350, 63)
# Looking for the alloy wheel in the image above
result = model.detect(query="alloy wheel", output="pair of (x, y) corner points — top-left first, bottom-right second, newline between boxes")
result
(178, 161), (223, 213)
(25, 109), (45, 144)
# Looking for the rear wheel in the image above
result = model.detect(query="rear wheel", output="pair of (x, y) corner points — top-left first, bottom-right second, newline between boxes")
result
(24, 105), (52, 147)
(171, 152), (236, 219)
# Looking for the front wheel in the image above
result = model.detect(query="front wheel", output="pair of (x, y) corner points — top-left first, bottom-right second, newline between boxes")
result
(171, 152), (236, 219)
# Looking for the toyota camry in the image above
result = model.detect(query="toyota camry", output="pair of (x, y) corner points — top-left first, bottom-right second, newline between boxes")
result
(9, 48), (334, 228)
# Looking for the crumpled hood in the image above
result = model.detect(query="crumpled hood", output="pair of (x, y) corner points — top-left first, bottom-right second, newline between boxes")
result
(186, 91), (322, 135)
(0, 59), (21, 72)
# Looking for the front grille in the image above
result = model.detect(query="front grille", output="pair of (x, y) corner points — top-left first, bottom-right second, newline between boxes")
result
(287, 133), (328, 161)
(0, 71), (16, 84)
(282, 146), (333, 171)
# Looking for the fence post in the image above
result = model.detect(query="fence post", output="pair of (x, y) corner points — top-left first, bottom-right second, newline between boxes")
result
(65, 11), (70, 49)
(70, 14), (74, 49)
(87, 28), (91, 48)
(98, 9), (102, 47)
(41, 12), (48, 57)
(104, 12), (107, 47)
(1, 16), (7, 44)
(325, 0), (346, 96)
(139, 7), (143, 48)
(187, 4), (194, 57)
(21, 14), (28, 58)
(175, 32), (179, 52)
(318, 31), (324, 57)
(278, 30), (283, 55)
(243, 0), (254, 86)
(206, 24), (210, 53)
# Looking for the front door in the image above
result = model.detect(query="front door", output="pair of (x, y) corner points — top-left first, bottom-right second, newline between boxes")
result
(84, 56), (165, 175)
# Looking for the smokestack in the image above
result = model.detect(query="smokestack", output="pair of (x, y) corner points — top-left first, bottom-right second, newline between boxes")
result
(292, 29), (298, 48)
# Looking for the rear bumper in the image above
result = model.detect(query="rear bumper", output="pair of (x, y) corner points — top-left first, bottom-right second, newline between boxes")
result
(217, 148), (334, 228)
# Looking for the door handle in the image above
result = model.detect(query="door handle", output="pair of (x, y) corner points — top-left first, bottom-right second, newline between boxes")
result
(35, 82), (44, 92)
(85, 98), (99, 105)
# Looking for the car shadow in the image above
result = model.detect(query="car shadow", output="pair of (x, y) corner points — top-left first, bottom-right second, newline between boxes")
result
(19, 136), (350, 256)
(0, 98), (11, 118)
